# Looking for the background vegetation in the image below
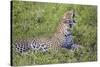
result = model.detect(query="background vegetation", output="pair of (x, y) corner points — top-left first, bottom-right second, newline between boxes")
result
(12, 1), (97, 66)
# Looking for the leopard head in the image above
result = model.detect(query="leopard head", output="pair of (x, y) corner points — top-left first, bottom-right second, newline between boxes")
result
(62, 10), (76, 28)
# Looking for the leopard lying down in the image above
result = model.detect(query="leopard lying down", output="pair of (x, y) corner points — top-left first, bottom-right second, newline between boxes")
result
(13, 10), (80, 54)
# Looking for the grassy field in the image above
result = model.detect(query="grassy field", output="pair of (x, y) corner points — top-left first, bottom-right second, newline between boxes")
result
(11, 1), (97, 66)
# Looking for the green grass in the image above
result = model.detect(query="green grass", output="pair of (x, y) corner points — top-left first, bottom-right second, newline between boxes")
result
(12, 1), (97, 66)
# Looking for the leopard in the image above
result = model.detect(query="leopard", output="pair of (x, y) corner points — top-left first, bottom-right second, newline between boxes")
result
(13, 10), (77, 54)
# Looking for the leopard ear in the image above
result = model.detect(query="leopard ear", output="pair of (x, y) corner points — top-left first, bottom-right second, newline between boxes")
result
(72, 10), (75, 18)
(68, 10), (75, 19)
